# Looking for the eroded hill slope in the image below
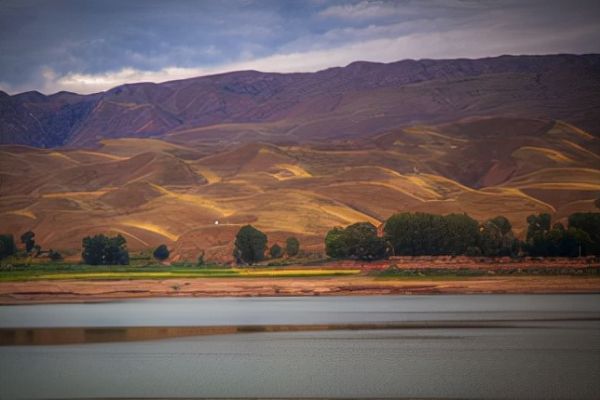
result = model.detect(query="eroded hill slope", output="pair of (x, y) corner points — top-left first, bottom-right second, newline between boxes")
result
(1, 117), (598, 262)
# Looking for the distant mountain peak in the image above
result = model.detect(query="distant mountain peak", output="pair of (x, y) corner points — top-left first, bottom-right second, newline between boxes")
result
(1, 54), (599, 148)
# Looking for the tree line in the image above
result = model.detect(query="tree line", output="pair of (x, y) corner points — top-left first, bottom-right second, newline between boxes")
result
(325, 212), (600, 260)
(1, 212), (598, 265)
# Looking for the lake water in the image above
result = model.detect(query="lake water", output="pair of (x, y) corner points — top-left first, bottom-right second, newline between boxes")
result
(1, 294), (599, 399)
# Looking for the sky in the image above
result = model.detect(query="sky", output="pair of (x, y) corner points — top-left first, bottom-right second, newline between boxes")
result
(1, 0), (599, 95)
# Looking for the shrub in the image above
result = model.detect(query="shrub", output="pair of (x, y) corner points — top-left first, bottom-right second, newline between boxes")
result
(285, 237), (300, 257)
(0, 234), (16, 260)
(20, 230), (36, 253)
(269, 243), (283, 259)
(234, 225), (267, 265)
(48, 250), (63, 261)
(197, 250), (205, 266)
(153, 244), (170, 261)
(81, 234), (129, 265)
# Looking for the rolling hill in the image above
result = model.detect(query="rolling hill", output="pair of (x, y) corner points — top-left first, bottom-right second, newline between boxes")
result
(1, 115), (598, 262)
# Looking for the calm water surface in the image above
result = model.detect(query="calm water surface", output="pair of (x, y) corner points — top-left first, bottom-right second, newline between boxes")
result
(2, 294), (600, 327)
(1, 295), (599, 399)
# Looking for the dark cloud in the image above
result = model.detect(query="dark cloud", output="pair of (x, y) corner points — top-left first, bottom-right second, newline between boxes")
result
(1, 0), (598, 94)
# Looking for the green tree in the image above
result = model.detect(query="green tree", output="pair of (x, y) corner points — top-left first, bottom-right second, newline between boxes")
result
(384, 212), (418, 256)
(0, 234), (16, 259)
(344, 222), (388, 260)
(153, 244), (170, 261)
(20, 230), (36, 253)
(325, 222), (388, 261)
(384, 212), (478, 256)
(479, 217), (518, 257)
(546, 222), (591, 257)
(234, 225), (267, 265)
(285, 237), (300, 257)
(82, 234), (129, 265)
(524, 213), (595, 257)
(525, 213), (553, 256)
(489, 216), (513, 236)
(269, 243), (283, 258)
(526, 213), (552, 240)
(325, 227), (348, 258)
(443, 213), (480, 255)
(568, 212), (600, 255)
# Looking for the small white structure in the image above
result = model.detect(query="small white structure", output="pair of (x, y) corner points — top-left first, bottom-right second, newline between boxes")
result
(214, 220), (220, 225)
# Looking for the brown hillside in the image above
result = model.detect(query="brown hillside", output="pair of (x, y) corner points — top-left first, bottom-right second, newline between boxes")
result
(1, 117), (598, 261)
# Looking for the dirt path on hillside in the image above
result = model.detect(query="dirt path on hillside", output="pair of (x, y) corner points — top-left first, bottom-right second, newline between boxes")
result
(1, 276), (599, 304)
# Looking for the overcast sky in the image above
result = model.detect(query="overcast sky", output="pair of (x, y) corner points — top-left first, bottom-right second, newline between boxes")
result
(1, 0), (599, 94)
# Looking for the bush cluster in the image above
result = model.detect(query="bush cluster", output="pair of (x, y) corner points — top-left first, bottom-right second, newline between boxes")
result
(81, 234), (129, 265)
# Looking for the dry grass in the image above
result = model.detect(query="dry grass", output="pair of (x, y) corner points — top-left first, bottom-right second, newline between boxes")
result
(1, 117), (598, 262)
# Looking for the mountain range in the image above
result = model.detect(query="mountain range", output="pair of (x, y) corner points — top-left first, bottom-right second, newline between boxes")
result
(2, 54), (599, 148)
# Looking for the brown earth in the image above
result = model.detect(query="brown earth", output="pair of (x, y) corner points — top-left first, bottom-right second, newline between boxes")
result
(1, 116), (598, 262)
(1, 275), (599, 305)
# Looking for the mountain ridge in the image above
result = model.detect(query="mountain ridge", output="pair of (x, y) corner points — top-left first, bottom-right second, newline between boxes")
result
(2, 54), (599, 148)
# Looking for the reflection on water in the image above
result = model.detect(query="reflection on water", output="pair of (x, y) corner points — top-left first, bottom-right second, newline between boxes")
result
(1, 322), (599, 399)
(2, 320), (579, 346)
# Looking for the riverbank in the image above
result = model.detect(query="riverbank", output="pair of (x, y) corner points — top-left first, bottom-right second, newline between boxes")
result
(1, 275), (600, 304)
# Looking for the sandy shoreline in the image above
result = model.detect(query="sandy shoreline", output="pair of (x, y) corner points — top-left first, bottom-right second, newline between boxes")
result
(1, 275), (600, 304)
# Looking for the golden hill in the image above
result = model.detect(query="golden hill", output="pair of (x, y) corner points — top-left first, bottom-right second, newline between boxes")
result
(1, 117), (598, 262)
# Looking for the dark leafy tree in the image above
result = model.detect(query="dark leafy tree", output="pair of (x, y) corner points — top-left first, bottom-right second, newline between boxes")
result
(81, 234), (129, 265)
(20, 230), (36, 253)
(568, 212), (600, 255)
(489, 216), (513, 236)
(526, 213), (551, 240)
(48, 250), (63, 261)
(153, 244), (170, 261)
(0, 234), (16, 259)
(384, 212), (479, 256)
(269, 243), (283, 258)
(325, 227), (349, 258)
(525, 213), (553, 256)
(547, 223), (591, 257)
(234, 225), (267, 265)
(383, 212), (419, 256)
(479, 217), (518, 257)
(525, 213), (595, 257)
(197, 250), (206, 266)
(285, 237), (300, 257)
(325, 222), (388, 261)
(344, 222), (388, 260)
(443, 213), (480, 255)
